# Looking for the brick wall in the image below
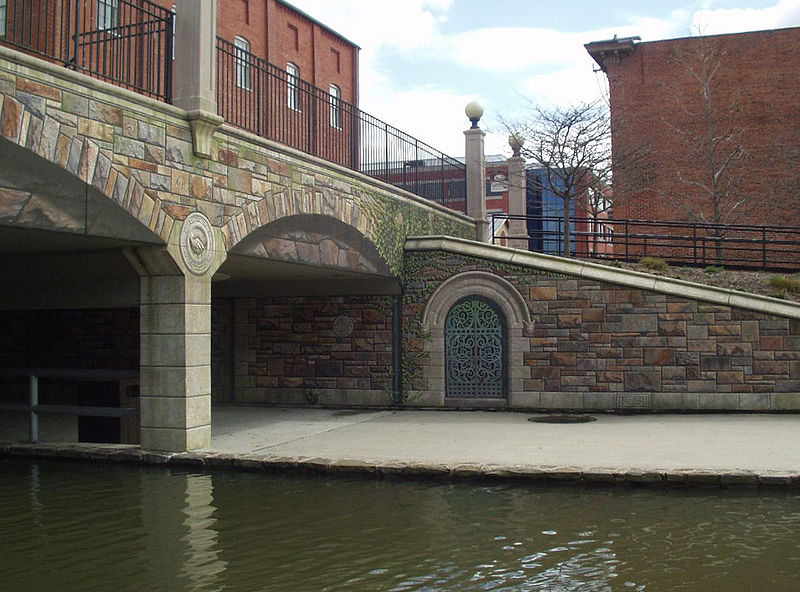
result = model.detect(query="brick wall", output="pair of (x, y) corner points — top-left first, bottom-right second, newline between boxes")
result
(0, 308), (139, 369)
(606, 28), (800, 227)
(214, 295), (394, 406)
(209, 0), (358, 105)
(406, 250), (800, 411)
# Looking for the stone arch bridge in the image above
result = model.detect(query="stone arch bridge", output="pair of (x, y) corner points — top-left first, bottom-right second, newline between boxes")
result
(0, 45), (473, 451)
(2, 40), (799, 454)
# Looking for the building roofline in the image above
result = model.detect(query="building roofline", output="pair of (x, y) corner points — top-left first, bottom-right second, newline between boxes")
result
(276, 0), (361, 50)
(584, 36), (640, 71)
(587, 25), (800, 71)
(635, 24), (800, 48)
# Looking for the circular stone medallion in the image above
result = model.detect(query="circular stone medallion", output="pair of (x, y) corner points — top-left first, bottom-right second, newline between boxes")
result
(332, 316), (354, 338)
(180, 212), (215, 275)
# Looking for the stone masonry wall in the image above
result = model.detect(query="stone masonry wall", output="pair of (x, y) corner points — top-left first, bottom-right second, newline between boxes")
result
(0, 46), (473, 278)
(214, 295), (394, 406)
(0, 308), (139, 369)
(405, 250), (800, 411)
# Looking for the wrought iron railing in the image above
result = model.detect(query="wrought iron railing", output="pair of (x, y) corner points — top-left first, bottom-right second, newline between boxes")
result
(491, 214), (800, 271)
(0, 0), (173, 102)
(217, 37), (465, 210)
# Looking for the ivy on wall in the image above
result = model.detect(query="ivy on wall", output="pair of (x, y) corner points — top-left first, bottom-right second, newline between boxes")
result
(357, 190), (474, 277)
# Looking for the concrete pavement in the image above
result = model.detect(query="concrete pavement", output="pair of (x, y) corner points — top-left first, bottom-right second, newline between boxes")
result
(4, 406), (800, 487)
(200, 406), (800, 485)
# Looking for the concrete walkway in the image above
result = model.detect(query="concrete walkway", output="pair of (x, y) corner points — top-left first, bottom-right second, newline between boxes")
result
(201, 406), (800, 485)
(4, 406), (800, 487)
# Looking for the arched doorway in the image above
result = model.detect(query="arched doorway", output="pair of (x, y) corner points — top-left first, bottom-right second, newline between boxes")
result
(445, 297), (507, 399)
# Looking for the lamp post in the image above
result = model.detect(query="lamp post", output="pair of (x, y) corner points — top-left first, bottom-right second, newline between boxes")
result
(464, 101), (487, 241)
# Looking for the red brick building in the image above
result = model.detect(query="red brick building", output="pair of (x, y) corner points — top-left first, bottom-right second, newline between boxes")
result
(586, 28), (800, 229)
(208, 0), (359, 106)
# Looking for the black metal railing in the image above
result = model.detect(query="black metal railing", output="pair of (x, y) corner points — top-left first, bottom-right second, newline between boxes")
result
(491, 214), (800, 271)
(217, 37), (465, 210)
(0, 0), (173, 102)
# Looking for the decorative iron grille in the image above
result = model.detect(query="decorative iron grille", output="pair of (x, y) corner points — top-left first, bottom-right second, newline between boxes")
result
(445, 297), (506, 398)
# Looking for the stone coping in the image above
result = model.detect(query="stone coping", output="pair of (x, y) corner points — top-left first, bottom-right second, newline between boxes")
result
(2, 442), (798, 490)
(405, 236), (800, 320)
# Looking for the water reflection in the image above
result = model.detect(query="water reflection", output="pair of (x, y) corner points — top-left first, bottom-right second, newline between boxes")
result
(1, 459), (799, 591)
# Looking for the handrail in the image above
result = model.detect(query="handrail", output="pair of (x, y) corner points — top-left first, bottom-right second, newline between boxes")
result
(490, 213), (800, 271)
(0, 0), (173, 102)
(216, 37), (466, 210)
(0, 368), (139, 443)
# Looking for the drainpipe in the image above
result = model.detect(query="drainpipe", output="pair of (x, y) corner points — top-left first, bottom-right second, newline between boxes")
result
(392, 294), (402, 406)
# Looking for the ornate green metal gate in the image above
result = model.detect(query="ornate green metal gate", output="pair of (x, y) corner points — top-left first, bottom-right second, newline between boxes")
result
(445, 297), (506, 398)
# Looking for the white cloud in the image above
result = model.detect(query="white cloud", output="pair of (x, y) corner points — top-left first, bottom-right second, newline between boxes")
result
(691, 0), (800, 35)
(284, 1), (800, 158)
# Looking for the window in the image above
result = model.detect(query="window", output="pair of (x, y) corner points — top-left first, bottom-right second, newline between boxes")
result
(171, 5), (175, 59)
(329, 84), (341, 128)
(287, 62), (300, 110)
(97, 0), (119, 31)
(0, 0), (7, 36)
(234, 36), (251, 89)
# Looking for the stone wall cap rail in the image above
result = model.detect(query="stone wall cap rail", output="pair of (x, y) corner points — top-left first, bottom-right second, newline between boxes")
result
(403, 236), (800, 320)
(218, 123), (476, 225)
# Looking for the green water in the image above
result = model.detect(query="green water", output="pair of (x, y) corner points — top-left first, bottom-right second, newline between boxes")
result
(1, 458), (799, 591)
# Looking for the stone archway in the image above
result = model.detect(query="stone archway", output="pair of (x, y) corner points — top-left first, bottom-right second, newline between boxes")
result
(419, 271), (532, 406)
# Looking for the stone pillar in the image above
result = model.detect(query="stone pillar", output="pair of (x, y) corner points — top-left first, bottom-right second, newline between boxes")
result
(173, 0), (222, 158)
(464, 102), (488, 242)
(507, 144), (529, 248)
(124, 213), (226, 452)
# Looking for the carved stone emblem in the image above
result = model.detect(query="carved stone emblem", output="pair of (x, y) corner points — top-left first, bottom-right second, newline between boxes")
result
(180, 212), (215, 275)
(333, 316), (354, 338)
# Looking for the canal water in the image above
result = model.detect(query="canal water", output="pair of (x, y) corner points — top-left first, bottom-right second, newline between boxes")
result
(1, 458), (799, 591)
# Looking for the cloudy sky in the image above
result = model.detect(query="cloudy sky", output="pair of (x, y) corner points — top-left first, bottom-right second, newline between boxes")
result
(288, 0), (800, 157)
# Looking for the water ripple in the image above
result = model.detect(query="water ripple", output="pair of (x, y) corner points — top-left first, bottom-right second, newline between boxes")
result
(2, 459), (800, 591)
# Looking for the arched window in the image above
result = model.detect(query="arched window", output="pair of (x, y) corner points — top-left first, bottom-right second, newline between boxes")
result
(287, 62), (300, 110)
(234, 36), (251, 89)
(329, 84), (342, 128)
(445, 297), (506, 399)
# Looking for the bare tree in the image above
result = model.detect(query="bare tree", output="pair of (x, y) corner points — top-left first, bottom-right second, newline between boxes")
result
(505, 101), (612, 256)
(666, 36), (749, 231)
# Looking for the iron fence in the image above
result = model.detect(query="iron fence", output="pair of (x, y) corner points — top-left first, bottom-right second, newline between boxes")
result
(491, 214), (800, 271)
(217, 37), (465, 210)
(0, 0), (173, 102)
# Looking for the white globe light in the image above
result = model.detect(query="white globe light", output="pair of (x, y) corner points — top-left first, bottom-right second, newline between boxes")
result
(465, 101), (484, 122)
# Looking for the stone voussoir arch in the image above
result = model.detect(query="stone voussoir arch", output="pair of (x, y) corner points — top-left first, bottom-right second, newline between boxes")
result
(418, 271), (532, 406)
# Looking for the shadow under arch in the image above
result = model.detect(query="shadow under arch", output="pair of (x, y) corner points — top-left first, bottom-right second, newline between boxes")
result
(229, 213), (392, 277)
(0, 137), (163, 245)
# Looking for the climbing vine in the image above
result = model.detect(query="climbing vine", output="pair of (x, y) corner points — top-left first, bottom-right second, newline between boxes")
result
(356, 189), (473, 277)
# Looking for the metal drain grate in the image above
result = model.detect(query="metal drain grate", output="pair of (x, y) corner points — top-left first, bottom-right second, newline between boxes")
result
(528, 414), (597, 424)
